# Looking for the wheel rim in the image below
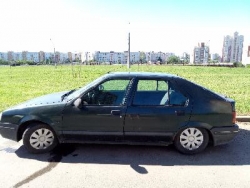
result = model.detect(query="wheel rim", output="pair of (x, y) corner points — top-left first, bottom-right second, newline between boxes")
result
(29, 128), (54, 150)
(179, 128), (204, 150)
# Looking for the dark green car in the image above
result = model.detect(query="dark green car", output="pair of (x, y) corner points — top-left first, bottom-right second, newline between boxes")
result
(0, 72), (239, 154)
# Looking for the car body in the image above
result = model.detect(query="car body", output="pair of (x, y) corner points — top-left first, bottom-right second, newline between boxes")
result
(0, 72), (239, 154)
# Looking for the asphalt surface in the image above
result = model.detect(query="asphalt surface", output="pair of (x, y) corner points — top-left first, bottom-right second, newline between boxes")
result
(0, 122), (250, 188)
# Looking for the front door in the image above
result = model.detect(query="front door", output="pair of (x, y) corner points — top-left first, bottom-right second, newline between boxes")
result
(62, 79), (131, 142)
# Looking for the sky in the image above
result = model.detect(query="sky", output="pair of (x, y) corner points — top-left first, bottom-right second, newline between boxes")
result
(1, 0), (250, 57)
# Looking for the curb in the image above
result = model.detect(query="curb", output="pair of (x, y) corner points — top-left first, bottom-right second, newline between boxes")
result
(236, 116), (250, 122)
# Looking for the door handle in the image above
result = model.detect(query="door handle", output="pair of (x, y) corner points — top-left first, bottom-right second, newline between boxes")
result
(175, 111), (185, 116)
(111, 110), (121, 116)
(128, 114), (140, 119)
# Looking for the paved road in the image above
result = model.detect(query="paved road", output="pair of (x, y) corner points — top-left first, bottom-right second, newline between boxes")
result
(1, 122), (250, 188)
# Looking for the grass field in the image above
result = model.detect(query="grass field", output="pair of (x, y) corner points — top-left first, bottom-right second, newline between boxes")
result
(0, 64), (250, 115)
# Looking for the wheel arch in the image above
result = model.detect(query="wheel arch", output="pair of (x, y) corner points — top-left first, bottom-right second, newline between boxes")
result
(17, 119), (56, 142)
(21, 121), (59, 154)
(174, 121), (214, 144)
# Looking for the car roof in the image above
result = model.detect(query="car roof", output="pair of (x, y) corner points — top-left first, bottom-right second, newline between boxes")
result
(106, 72), (178, 78)
(104, 72), (227, 101)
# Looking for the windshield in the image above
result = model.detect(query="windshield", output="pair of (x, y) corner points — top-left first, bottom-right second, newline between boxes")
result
(65, 74), (107, 101)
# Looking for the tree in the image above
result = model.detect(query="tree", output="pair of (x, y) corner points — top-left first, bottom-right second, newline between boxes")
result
(0, 59), (9, 65)
(157, 57), (163, 63)
(139, 52), (146, 63)
(166, 56), (180, 64)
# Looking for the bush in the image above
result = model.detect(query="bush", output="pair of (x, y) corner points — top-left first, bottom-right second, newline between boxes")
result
(0, 60), (9, 65)
(233, 62), (244, 67)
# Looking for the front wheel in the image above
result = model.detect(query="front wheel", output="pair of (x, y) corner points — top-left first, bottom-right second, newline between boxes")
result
(23, 123), (58, 154)
(174, 127), (209, 154)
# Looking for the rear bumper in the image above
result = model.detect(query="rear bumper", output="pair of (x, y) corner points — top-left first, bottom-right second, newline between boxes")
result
(0, 122), (18, 141)
(210, 124), (239, 146)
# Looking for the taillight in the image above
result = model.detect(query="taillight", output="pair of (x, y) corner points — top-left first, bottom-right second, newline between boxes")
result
(232, 111), (236, 124)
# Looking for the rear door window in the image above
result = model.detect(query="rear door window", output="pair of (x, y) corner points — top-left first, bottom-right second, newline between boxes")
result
(132, 79), (188, 106)
(133, 80), (168, 106)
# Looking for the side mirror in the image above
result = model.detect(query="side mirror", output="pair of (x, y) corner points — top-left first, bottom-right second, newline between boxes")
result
(98, 84), (104, 91)
(73, 98), (83, 108)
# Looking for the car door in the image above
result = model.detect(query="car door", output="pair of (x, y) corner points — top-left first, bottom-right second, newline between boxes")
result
(124, 78), (192, 142)
(62, 78), (131, 142)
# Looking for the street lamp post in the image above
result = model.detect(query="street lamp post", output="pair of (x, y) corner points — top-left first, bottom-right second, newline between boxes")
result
(85, 52), (89, 65)
(50, 39), (56, 67)
(127, 22), (130, 69)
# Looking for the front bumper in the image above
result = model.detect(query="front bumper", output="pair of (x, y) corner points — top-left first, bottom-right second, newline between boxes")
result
(210, 124), (239, 146)
(0, 122), (18, 141)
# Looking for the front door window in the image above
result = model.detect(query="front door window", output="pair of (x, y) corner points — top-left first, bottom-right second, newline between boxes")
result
(82, 79), (131, 106)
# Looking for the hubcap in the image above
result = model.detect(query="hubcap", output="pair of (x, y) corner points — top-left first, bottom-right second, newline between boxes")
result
(180, 128), (204, 150)
(29, 128), (54, 150)
(39, 136), (45, 142)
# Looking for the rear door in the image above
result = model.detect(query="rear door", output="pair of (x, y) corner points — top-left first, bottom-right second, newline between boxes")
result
(124, 78), (192, 142)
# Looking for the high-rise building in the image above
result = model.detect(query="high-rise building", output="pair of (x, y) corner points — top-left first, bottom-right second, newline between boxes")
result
(222, 31), (244, 62)
(193, 42), (209, 64)
(222, 36), (232, 62)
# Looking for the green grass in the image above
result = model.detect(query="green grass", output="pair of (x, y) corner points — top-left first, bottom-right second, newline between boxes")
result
(0, 64), (250, 115)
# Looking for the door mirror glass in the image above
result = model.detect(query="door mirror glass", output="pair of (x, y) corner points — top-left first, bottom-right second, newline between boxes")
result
(73, 98), (83, 108)
(98, 84), (104, 91)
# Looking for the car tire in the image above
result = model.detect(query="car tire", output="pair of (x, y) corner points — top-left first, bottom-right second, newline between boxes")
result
(22, 123), (58, 154)
(174, 127), (209, 154)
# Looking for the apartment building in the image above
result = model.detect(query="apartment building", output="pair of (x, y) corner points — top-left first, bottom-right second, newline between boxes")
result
(94, 51), (140, 64)
(7, 51), (15, 61)
(94, 51), (175, 64)
(21, 51), (39, 62)
(45, 52), (53, 62)
(94, 51), (114, 63)
(45, 52), (69, 63)
(22, 51), (28, 61)
(248, 45), (250, 57)
(0, 52), (7, 61)
(39, 51), (45, 62)
(15, 52), (22, 61)
(193, 42), (209, 64)
(60, 53), (69, 62)
(27, 52), (39, 62)
(0, 51), (74, 63)
(222, 32), (244, 62)
(142, 51), (175, 63)
(222, 35), (232, 62)
(130, 52), (140, 63)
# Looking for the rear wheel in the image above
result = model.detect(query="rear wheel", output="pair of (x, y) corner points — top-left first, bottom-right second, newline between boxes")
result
(23, 123), (58, 154)
(174, 127), (209, 154)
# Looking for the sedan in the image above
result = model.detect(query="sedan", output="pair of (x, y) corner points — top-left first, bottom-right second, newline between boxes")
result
(0, 72), (239, 154)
